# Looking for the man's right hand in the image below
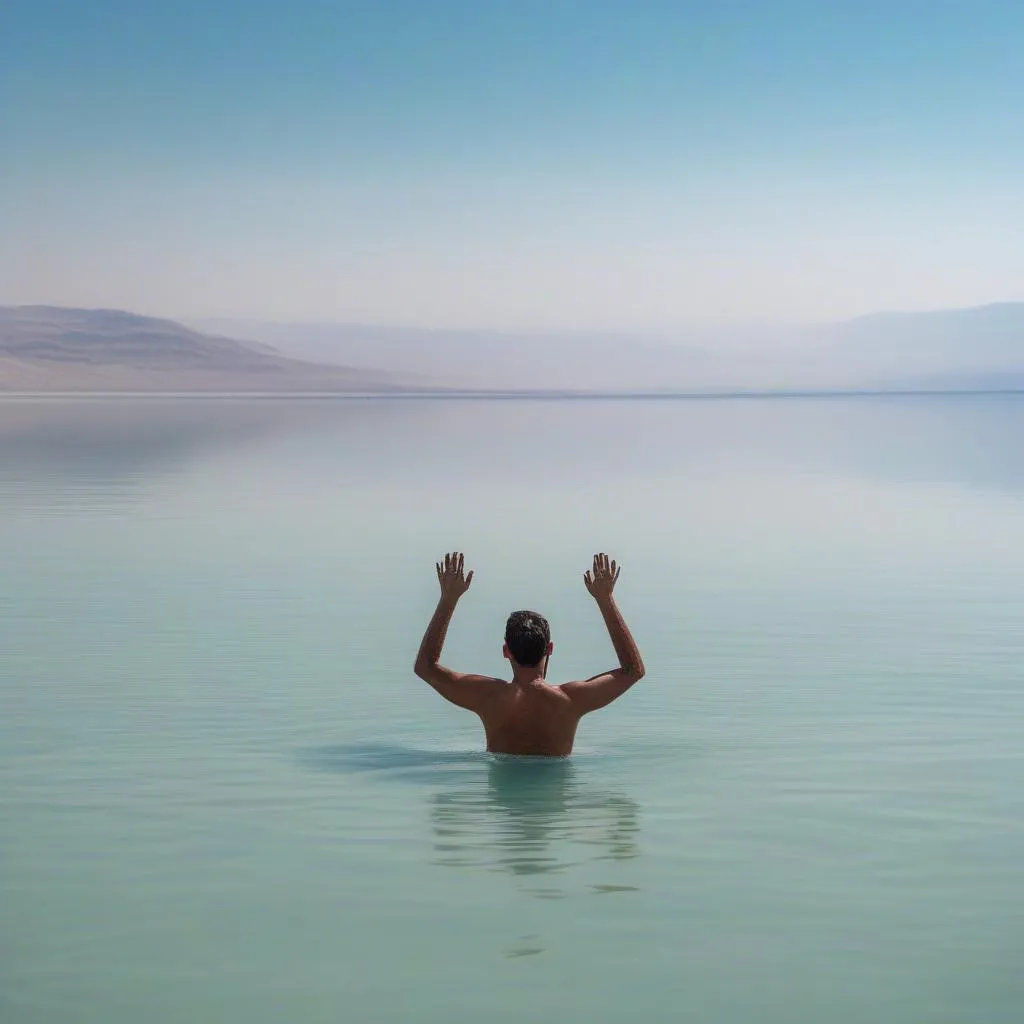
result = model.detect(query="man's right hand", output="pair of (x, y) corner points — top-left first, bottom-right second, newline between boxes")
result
(563, 551), (644, 714)
(584, 552), (620, 600)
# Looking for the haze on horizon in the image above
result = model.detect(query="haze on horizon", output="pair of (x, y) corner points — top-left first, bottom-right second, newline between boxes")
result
(2, 1), (1023, 335)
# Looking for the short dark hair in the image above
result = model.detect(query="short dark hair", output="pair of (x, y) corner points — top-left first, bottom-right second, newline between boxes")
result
(504, 610), (550, 667)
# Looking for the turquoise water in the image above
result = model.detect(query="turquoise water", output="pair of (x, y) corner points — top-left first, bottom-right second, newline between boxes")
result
(2, 395), (1023, 1023)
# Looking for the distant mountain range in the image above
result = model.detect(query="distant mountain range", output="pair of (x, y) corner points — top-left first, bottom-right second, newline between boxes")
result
(189, 318), (720, 391)
(192, 302), (1024, 393)
(794, 303), (1024, 391)
(0, 306), (404, 392)
(1, 301), (1022, 394)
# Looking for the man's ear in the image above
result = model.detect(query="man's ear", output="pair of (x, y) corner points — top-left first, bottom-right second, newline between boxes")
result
(546, 641), (554, 655)
(502, 643), (511, 661)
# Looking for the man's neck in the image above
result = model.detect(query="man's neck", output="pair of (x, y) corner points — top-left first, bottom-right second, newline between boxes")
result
(511, 667), (547, 686)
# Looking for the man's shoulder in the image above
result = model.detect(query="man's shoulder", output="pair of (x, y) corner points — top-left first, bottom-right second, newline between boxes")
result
(467, 674), (509, 688)
(547, 682), (577, 702)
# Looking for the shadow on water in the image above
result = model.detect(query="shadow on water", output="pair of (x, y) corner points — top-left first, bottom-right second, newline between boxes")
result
(300, 741), (491, 785)
(302, 742), (641, 899)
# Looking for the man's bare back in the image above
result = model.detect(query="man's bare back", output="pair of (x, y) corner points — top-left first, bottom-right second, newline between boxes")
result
(414, 552), (645, 756)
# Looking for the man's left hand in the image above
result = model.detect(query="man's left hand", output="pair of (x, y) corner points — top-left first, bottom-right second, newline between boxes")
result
(436, 551), (474, 601)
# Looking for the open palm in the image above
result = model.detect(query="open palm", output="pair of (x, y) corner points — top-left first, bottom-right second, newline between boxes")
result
(584, 552), (620, 599)
(436, 551), (474, 600)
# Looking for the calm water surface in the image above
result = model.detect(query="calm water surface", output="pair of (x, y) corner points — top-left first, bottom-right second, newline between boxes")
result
(1, 396), (1023, 1023)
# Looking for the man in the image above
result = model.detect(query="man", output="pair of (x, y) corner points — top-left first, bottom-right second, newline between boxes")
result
(414, 552), (645, 756)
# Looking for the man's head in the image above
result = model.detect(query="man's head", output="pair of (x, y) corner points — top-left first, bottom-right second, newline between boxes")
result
(503, 610), (552, 669)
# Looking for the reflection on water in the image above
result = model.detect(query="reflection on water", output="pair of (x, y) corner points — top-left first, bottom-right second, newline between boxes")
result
(431, 756), (640, 897)
(0, 397), (331, 481)
(3, 394), (1024, 498)
(303, 743), (641, 900)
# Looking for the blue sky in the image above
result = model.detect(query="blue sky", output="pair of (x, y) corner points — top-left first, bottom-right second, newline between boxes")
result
(2, 0), (1022, 329)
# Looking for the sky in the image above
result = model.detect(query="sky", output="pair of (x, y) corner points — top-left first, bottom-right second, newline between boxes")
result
(2, 0), (1023, 331)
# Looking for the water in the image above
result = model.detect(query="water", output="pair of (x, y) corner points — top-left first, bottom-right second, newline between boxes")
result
(1, 394), (1023, 1023)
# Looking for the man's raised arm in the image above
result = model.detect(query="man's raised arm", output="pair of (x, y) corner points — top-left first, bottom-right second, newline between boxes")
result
(562, 553), (646, 714)
(414, 552), (502, 711)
